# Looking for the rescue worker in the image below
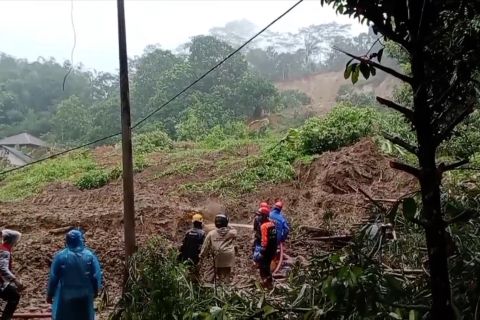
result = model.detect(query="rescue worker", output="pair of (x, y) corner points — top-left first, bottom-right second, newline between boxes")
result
(179, 213), (206, 281)
(200, 214), (237, 284)
(269, 201), (290, 244)
(253, 208), (278, 289)
(47, 229), (103, 320)
(0, 230), (23, 320)
(252, 206), (269, 256)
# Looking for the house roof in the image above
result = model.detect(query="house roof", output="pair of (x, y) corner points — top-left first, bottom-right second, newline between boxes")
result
(0, 132), (47, 147)
(1, 145), (33, 164)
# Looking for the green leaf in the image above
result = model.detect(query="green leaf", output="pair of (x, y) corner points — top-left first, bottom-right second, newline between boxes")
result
(359, 63), (370, 79)
(403, 197), (417, 221)
(378, 48), (384, 62)
(346, 58), (354, 68)
(352, 66), (360, 84)
(389, 312), (402, 319)
(344, 64), (354, 79)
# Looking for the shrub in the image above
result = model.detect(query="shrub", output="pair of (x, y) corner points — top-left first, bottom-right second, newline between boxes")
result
(200, 122), (248, 149)
(296, 103), (377, 155)
(132, 129), (173, 154)
(74, 169), (110, 190)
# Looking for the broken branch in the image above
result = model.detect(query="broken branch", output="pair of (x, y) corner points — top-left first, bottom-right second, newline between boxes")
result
(389, 161), (421, 178)
(383, 132), (418, 155)
(376, 96), (414, 121)
(438, 159), (469, 173)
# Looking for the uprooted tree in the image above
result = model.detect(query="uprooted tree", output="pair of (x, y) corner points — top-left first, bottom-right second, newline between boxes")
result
(320, 0), (480, 318)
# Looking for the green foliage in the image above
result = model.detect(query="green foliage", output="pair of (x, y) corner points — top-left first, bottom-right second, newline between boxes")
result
(132, 129), (173, 154)
(74, 167), (121, 190)
(199, 122), (248, 149)
(289, 103), (377, 155)
(0, 151), (96, 201)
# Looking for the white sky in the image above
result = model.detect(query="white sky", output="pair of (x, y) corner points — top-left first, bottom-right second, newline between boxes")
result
(0, 0), (367, 72)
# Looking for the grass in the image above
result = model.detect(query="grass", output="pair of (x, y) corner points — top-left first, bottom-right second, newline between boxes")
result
(0, 151), (97, 201)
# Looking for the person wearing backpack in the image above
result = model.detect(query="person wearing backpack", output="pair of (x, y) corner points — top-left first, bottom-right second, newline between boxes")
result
(269, 200), (290, 244)
(179, 213), (206, 282)
(0, 229), (23, 320)
(253, 207), (278, 289)
(47, 229), (102, 320)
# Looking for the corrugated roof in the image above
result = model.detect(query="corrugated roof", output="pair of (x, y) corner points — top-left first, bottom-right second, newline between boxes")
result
(0, 132), (47, 147)
(0, 145), (32, 164)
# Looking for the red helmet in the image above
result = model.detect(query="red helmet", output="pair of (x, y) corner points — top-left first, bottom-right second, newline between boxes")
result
(258, 207), (270, 216)
(260, 202), (269, 208)
(274, 201), (283, 209)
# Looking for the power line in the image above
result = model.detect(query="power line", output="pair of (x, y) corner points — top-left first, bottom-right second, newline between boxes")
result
(62, 0), (77, 91)
(0, 0), (304, 176)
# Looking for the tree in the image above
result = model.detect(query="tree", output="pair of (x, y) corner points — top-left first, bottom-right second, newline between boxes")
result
(52, 96), (91, 144)
(322, 1), (480, 318)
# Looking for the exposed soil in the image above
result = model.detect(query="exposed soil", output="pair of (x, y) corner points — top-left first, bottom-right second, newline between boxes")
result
(275, 70), (400, 114)
(0, 138), (414, 317)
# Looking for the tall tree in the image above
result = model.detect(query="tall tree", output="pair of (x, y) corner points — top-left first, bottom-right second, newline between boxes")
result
(322, 1), (480, 318)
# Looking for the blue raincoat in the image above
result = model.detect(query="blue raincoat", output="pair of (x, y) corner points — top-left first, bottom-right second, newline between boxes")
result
(269, 208), (290, 243)
(47, 230), (102, 320)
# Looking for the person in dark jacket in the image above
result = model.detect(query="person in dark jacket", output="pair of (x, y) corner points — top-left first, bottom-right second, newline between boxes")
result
(47, 229), (102, 320)
(0, 230), (23, 320)
(253, 208), (278, 289)
(252, 203), (270, 256)
(179, 214), (206, 281)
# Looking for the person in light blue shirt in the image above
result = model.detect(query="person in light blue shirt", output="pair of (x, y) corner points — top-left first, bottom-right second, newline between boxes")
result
(47, 229), (102, 320)
(269, 201), (290, 243)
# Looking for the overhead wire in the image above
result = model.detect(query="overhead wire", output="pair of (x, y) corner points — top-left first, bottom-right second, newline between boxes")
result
(62, 0), (77, 91)
(0, 0), (304, 176)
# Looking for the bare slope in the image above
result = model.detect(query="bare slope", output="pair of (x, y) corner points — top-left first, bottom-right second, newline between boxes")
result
(275, 71), (400, 113)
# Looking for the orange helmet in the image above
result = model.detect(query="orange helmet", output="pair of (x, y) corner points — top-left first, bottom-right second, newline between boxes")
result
(274, 201), (283, 209)
(258, 207), (270, 216)
(260, 202), (269, 208)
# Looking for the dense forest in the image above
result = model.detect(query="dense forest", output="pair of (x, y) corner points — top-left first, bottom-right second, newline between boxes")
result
(0, 20), (380, 145)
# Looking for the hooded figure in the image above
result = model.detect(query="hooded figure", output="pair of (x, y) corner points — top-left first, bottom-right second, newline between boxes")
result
(0, 229), (22, 320)
(47, 229), (102, 320)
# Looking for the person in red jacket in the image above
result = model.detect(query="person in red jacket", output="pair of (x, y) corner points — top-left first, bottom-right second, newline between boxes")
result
(0, 229), (23, 320)
(253, 207), (278, 289)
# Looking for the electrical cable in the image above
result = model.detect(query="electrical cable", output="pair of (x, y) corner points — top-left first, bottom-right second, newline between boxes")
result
(0, 0), (304, 176)
(63, 0), (77, 91)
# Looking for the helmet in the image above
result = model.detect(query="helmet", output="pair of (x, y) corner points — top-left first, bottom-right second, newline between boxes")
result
(260, 202), (269, 208)
(192, 213), (203, 223)
(274, 201), (283, 209)
(215, 214), (229, 228)
(258, 207), (270, 216)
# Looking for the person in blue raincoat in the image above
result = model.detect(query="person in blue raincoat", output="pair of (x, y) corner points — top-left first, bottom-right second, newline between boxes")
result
(269, 201), (290, 244)
(47, 229), (102, 320)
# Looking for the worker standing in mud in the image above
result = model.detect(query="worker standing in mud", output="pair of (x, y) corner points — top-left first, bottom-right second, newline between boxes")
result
(252, 202), (270, 256)
(0, 229), (23, 320)
(179, 213), (206, 282)
(253, 207), (278, 289)
(269, 200), (290, 246)
(47, 229), (102, 320)
(200, 214), (237, 284)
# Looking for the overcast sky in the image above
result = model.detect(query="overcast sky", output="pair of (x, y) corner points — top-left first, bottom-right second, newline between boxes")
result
(0, 0), (367, 72)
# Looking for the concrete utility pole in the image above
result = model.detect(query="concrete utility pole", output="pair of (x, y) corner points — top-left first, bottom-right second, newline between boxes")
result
(117, 0), (136, 263)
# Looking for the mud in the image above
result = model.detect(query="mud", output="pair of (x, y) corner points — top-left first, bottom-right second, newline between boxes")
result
(0, 138), (414, 316)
